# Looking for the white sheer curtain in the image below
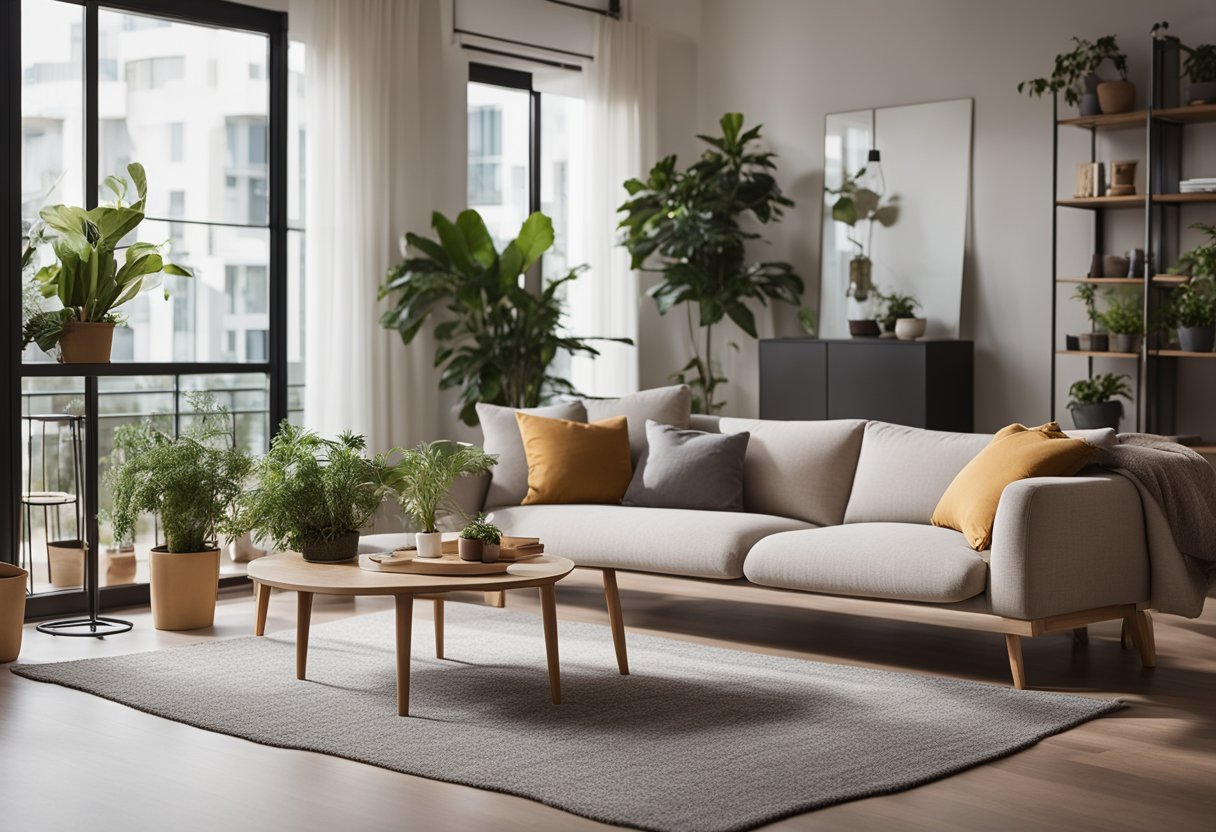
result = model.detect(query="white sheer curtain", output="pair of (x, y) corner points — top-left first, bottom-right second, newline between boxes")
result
(566, 16), (656, 398)
(294, 0), (439, 453)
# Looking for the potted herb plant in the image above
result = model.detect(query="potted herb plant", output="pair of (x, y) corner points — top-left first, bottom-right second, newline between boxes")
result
(876, 290), (924, 339)
(240, 424), (393, 563)
(107, 395), (251, 630)
(1019, 35), (1132, 115)
(1182, 43), (1216, 105)
(825, 167), (899, 307)
(458, 515), (503, 563)
(1101, 294), (1144, 354)
(1068, 373), (1132, 431)
(384, 441), (497, 558)
(24, 163), (191, 363)
(1072, 284), (1109, 351)
(1167, 277), (1216, 353)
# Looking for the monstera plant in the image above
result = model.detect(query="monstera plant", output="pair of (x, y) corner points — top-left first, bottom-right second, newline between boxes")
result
(24, 162), (191, 363)
(379, 210), (630, 426)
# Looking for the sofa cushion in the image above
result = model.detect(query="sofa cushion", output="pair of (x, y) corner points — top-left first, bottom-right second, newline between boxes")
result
(516, 414), (633, 505)
(743, 523), (988, 604)
(583, 384), (692, 463)
(479, 401), (587, 509)
(623, 420), (750, 511)
(488, 504), (812, 579)
(844, 422), (991, 525)
(718, 418), (866, 526)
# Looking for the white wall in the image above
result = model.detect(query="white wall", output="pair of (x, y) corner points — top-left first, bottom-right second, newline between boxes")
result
(691, 0), (1216, 430)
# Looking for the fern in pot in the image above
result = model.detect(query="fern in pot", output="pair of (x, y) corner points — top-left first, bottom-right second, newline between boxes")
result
(383, 442), (497, 558)
(239, 424), (393, 563)
(458, 515), (503, 563)
(107, 395), (252, 631)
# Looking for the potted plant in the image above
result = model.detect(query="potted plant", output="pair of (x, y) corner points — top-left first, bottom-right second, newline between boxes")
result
(240, 424), (392, 564)
(1019, 35), (1132, 115)
(0, 563), (28, 663)
(1101, 294), (1144, 354)
(1072, 284), (1109, 351)
(23, 163), (191, 363)
(380, 210), (630, 426)
(1166, 276), (1216, 353)
(825, 166), (899, 308)
(1182, 43), (1216, 105)
(876, 290), (924, 339)
(384, 441), (497, 558)
(1172, 222), (1216, 281)
(107, 395), (252, 630)
(458, 515), (503, 563)
(618, 113), (804, 413)
(1068, 373), (1132, 431)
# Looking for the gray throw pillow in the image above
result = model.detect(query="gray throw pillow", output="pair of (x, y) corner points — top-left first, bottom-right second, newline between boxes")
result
(583, 385), (692, 463)
(623, 420), (750, 511)
(478, 401), (587, 508)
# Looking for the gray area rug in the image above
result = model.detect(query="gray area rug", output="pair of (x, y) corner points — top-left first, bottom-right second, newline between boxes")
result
(12, 605), (1122, 832)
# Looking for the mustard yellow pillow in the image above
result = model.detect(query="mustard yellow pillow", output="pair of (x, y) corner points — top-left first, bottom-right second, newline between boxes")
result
(516, 413), (633, 505)
(931, 422), (1095, 550)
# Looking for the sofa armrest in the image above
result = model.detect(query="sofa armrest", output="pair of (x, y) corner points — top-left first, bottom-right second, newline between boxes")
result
(988, 474), (1149, 620)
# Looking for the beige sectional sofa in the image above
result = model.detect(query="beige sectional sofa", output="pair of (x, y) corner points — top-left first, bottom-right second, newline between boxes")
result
(361, 417), (1156, 689)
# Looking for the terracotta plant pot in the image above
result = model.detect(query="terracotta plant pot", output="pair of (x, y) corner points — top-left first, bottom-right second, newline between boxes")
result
(481, 543), (501, 564)
(47, 539), (86, 588)
(301, 530), (359, 563)
(149, 547), (220, 631)
(414, 531), (443, 558)
(848, 319), (880, 338)
(57, 321), (115, 364)
(457, 537), (483, 562)
(894, 318), (927, 341)
(104, 548), (138, 586)
(1178, 326), (1216, 353)
(1071, 401), (1123, 431)
(0, 563), (28, 663)
(1097, 80), (1136, 114)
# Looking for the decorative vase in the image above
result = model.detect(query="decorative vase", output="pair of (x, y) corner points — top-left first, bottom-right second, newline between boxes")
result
(1185, 80), (1216, 106)
(1080, 73), (1102, 116)
(414, 531), (444, 559)
(894, 318), (927, 341)
(481, 543), (501, 564)
(1178, 325), (1216, 353)
(1096, 80), (1136, 114)
(148, 547), (220, 631)
(104, 548), (137, 586)
(301, 530), (360, 563)
(457, 537), (483, 562)
(1113, 333), (1142, 354)
(47, 539), (86, 588)
(1103, 255), (1130, 278)
(848, 257), (873, 301)
(0, 563), (28, 663)
(57, 321), (115, 364)
(1087, 253), (1104, 278)
(1071, 401), (1123, 431)
(1109, 161), (1137, 197)
(847, 319), (880, 338)
(229, 532), (268, 563)
(1090, 333), (1110, 352)
(1066, 334), (1081, 351)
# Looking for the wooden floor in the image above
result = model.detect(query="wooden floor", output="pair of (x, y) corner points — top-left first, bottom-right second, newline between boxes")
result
(1, 570), (1214, 832)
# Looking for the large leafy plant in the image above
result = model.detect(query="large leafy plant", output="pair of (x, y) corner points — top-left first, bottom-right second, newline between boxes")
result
(825, 167), (899, 259)
(383, 442), (497, 534)
(24, 163), (191, 353)
(238, 424), (393, 552)
(1167, 276), (1216, 329)
(1183, 44), (1216, 83)
(106, 395), (252, 554)
(379, 210), (627, 426)
(618, 112), (803, 413)
(1172, 223), (1216, 280)
(1018, 35), (1128, 106)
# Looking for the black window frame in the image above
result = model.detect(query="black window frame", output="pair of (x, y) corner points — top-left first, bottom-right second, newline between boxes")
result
(1, 0), (290, 621)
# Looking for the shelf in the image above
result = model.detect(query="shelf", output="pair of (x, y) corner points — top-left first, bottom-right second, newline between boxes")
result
(1056, 350), (1139, 359)
(1057, 195), (1144, 209)
(1153, 192), (1216, 205)
(1155, 103), (1216, 125)
(1057, 104), (1216, 130)
(1155, 350), (1216, 359)
(20, 361), (273, 378)
(1152, 274), (1191, 285)
(1056, 277), (1144, 285)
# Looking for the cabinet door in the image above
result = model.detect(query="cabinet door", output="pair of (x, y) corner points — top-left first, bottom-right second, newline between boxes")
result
(827, 342), (926, 426)
(759, 340), (828, 420)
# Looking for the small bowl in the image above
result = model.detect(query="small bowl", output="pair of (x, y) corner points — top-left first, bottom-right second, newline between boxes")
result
(848, 319), (881, 338)
(1103, 255), (1130, 278)
(894, 318), (927, 340)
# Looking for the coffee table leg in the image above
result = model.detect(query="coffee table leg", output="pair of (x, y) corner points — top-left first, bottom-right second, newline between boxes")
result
(540, 583), (560, 704)
(433, 597), (444, 659)
(602, 569), (629, 675)
(396, 594), (414, 716)
(296, 591), (313, 680)
(254, 581), (270, 636)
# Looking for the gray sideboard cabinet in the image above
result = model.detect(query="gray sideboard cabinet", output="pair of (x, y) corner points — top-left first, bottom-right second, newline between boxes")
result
(759, 338), (974, 432)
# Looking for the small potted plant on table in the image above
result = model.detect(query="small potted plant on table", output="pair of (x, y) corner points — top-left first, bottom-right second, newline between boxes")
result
(1183, 43), (1216, 105)
(877, 290), (924, 340)
(459, 515), (503, 563)
(1101, 294), (1144, 354)
(239, 424), (392, 563)
(1072, 284), (1109, 351)
(385, 441), (497, 558)
(107, 395), (251, 631)
(1068, 373), (1132, 431)
(1168, 277), (1216, 353)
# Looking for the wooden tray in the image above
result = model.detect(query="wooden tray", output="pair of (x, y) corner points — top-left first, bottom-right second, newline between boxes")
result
(360, 552), (511, 576)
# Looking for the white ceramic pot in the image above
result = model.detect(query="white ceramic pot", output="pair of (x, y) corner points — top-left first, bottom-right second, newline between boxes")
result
(894, 318), (927, 341)
(414, 531), (444, 558)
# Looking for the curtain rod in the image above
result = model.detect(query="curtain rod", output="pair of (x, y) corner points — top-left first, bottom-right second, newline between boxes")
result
(542, 0), (621, 19)
(453, 27), (594, 62)
(460, 44), (584, 73)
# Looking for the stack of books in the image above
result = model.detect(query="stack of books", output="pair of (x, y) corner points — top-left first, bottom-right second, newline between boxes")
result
(1179, 178), (1216, 193)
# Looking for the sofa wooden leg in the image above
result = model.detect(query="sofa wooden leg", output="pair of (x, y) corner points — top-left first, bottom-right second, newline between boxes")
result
(602, 569), (629, 675)
(1120, 618), (1134, 650)
(484, 591), (505, 608)
(1005, 634), (1027, 690)
(1072, 626), (1088, 644)
(1133, 610), (1156, 668)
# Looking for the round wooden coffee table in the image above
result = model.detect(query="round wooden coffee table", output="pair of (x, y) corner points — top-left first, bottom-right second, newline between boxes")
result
(248, 552), (576, 716)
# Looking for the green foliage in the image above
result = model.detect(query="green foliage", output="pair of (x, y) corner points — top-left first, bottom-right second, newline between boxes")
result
(382, 441), (497, 534)
(1173, 223), (1216, 280)
(1071, 283), (1106, 326)
(30, 162), (191, 352)
(106, 394), (252, 554)
(239, 423), (393, 552)
(797, 306), (817, 337)
(617, 112), (803, 413)
(460, 514), (502, 545)
(1166, 276), (1216, 329)
(1183, 44), (1216, 83)
(1068, 373), (1132, 408)
(1018, 35), (1129, 106)
(379, 210), (627, 427)
(824, 167), (899, 258)
(1100, 294), (1143, 335)
(876, 290), (920, 332)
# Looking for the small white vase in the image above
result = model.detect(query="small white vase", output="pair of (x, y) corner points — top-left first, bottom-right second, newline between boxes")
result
(414, 531), (444, 558)
(894, 318), (927, 341)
